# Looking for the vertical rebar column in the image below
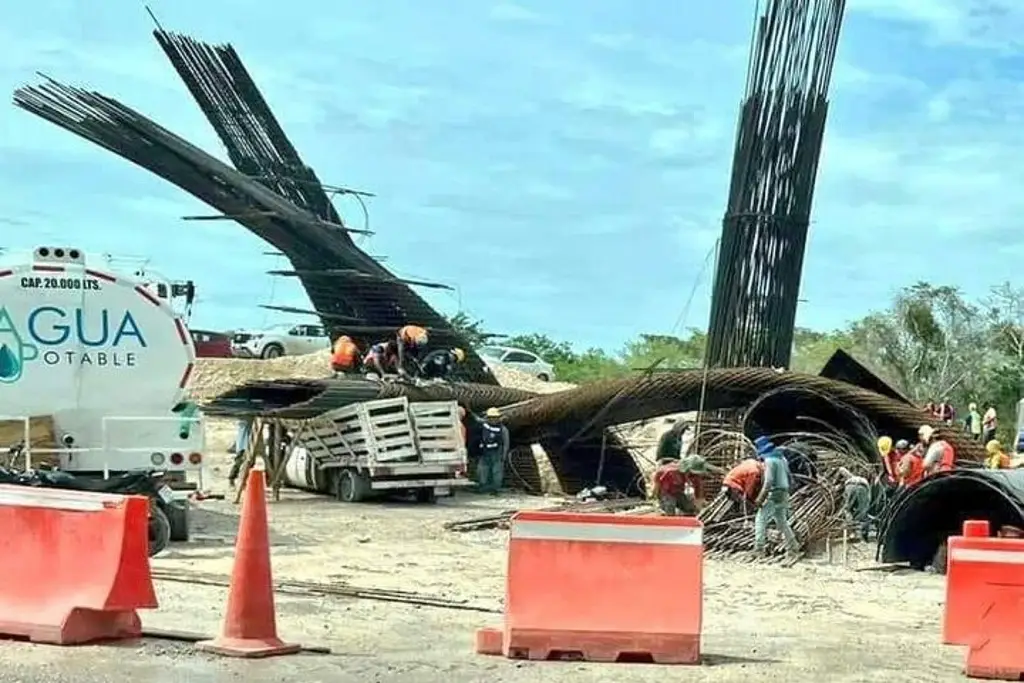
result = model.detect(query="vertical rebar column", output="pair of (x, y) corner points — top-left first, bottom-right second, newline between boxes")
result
(706, 0), (846, 369)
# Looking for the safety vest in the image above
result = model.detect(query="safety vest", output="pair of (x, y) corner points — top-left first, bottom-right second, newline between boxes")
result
(934, 440), (955, 473)
(902, 454), (925, 486)
(479, 422), (504, 453)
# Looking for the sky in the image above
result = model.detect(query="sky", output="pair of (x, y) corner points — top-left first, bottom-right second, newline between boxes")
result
(1, 0), (1024, 353)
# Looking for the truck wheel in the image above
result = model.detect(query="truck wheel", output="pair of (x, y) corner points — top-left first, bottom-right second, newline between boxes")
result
(335, 469), (370, 503)
(415, 487), (437, 504)
(537, 373), (550, 382)
(149, 506), (172, 557)
(167, 503), (190, 542)
(261, 344), (284, 359)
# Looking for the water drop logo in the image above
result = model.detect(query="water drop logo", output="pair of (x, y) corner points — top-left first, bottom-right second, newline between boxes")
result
(0, 307), (38, 384)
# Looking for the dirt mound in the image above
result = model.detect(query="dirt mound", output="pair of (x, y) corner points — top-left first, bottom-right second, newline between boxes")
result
(190, 350), (576, 401)
(189, 351), (333, 401)
(488, 364), (576, 394)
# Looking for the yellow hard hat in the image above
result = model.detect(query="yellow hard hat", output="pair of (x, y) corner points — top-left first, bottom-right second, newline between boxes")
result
(877, 436), (892, 455)
(453, 348), (466, 362)
(986, 439), (1002, 454)
(485, 407), (501, 418)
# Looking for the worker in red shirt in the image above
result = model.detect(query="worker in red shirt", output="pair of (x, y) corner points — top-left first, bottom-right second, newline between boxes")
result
(330, 335), (360, 375)
(651, 455), (710, 516)
(721, 457), (764, 506)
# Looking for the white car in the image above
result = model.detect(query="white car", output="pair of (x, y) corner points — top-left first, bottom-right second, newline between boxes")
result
(478, 345), (556, 381)
(231, 323), (331, 359)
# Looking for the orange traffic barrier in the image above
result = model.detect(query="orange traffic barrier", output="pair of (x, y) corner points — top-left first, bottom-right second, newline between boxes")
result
(0, 485), (157, 644)
(942, 519), (1024, 679)
(197, 469), (299, 658)
(476, 510), (703, 664)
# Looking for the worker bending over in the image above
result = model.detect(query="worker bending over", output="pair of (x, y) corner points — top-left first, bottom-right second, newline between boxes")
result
(362, 341), (399, 377)
(721, 456), (764, 510)
(395, 324), (429, 376)
(877, 436), (903, 486)
(330, 335), (360, 375)
(420, 347), (465, 381)
(651, 454), (710, 516)
(986, 439), (1011, 469)
(752, 437), (801, 559)
(476, 407), (509, 494)
(837, 467), (872, 542)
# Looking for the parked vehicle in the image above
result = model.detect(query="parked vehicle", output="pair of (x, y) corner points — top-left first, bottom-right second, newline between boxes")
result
(191, 329), (233, 358)
(283, 397), (469, 503)
(0, 463), (179, 556)
(231, 323), (331, 359)
(0, 245), (205, 542)
(477, 345), (556, 381)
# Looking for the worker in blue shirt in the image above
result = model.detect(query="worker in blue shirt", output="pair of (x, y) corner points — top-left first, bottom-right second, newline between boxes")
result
(752, 436), (801, 559)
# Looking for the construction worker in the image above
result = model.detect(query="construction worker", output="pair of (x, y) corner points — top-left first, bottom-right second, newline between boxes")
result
(721, 456), (764, 507)
(923, 435), (956, 476)
(897, 441), (925, 487)
(877, 436), (895, 482)
(888, 439), (910, 484)
(837, 467), (872, 542)
(420, 347), (465, 381)
(362, 341), (399, 377)
(228, 418), (252, 489)
(752, 437), (801, 559)
(330, 335), (360, 375)
(986, 439), (1012, 469)
(476, 407), (508, 494)
(651, 454), (710, 516)
(655, 420), (689, 461)
(395, 324), (429, 376)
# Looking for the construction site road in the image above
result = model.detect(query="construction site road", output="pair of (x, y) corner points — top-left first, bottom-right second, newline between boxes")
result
(6, 489), (965, 683)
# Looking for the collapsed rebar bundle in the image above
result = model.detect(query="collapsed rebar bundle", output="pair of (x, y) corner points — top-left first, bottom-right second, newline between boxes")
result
(12, 45), (495, 385)
(200, 368), (985, 496)
(706, 0), (846, 369)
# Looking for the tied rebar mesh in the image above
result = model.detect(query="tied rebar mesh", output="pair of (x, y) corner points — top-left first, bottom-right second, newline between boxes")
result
(706, 0), (846, 369)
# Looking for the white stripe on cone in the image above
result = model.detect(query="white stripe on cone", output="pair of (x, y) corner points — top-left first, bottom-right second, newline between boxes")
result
(949, 547), (1024, 565)
(511, 520), (703, 546)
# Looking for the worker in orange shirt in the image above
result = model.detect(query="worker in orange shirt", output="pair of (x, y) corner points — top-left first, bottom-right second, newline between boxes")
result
(330, 335), (360, 375)
(720, 457), (764, 509)
(396, 324), (429, 376)
(897, 443), (925, 488)
(651, 455), (709, 516)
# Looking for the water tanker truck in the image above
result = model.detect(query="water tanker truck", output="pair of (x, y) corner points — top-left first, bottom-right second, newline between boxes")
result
(0, 245), (204, 540)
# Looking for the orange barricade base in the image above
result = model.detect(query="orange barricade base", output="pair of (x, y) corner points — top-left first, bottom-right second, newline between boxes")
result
(0, 486), (157, 645)
(476, 510), (703, 664)
(964, 590), (1024, 680)
(197, 469), (299, 658)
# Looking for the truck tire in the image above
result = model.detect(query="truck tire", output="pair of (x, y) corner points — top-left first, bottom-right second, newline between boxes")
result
(149, 505), (172, 557)
(261, 344), (284, 359)
(335, 469), (370, 503)
(415, 487), (438, 504)
(167, 503), (190, 542)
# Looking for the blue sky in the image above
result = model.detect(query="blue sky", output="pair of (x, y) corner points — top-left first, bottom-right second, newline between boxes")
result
(1, 1), (1023, 353)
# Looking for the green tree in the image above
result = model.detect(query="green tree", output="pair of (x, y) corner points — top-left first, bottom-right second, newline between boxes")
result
(503, 333), (578, 367)
(622, 330), (706, 370)
(443, 311), (491, 347)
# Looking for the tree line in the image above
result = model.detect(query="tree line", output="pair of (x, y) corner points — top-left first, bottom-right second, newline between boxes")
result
(448, 282), (1024, 439)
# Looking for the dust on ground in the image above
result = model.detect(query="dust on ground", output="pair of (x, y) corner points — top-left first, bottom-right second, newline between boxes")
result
(6, 442), (965, 683)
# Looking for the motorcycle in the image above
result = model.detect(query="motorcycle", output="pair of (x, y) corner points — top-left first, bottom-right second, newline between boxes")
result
(0, 456), (177, 557)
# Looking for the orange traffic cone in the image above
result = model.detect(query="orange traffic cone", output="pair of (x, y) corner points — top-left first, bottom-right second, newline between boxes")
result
(197, 469), (300, 658)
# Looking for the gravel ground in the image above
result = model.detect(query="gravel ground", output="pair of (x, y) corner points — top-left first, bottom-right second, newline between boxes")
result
(2, 464), (968, 683)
